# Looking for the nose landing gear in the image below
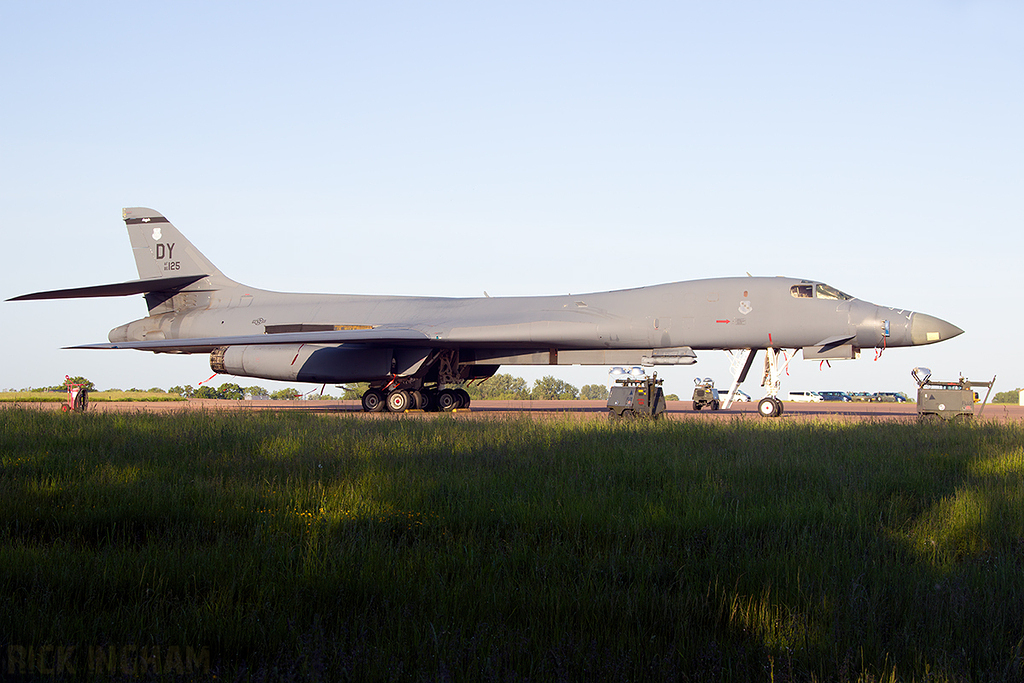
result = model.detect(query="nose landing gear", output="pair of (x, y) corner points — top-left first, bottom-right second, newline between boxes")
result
(757, 396), (784, 418)
(756, 347), (794, 418)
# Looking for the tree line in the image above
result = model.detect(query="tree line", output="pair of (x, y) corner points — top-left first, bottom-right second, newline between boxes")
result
(993, 388), (1022, 404)
(169, 384), (308, 400)
(21, 374), (631, 401)
(336, 374), (681, 401)
(335, 375), (615, 401)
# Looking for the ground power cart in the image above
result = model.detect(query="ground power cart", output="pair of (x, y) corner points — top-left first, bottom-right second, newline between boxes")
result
(607, 373), (667, 419)
(912, 367), (995, 421)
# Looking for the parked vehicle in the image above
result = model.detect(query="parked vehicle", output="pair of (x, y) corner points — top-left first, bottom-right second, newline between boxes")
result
(731, 388), (752, 402)
(710, 385), (751, 402)
(819, 391), (853, 402)
(787, 391), (823, 402)
(874, 392), (909, 403)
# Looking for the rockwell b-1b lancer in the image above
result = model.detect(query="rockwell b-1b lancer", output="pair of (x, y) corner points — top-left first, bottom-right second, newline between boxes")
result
(9, 208), (963, 416)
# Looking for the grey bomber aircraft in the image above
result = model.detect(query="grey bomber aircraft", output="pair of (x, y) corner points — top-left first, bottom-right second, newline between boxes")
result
(9, 208), (963, 416)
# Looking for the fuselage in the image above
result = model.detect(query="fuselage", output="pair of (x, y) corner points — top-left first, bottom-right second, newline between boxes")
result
(108, 276), (959, 354)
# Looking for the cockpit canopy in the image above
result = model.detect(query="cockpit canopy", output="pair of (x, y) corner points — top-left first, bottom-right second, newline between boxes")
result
(790, 282), (853, 301)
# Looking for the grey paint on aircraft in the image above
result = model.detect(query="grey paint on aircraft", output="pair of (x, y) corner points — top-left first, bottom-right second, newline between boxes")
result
(8, 208), (963, 412)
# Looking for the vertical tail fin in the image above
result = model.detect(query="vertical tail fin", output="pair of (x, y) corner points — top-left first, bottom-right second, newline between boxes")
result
(123, 207), (241, 314)
(123, 207), (238, 289)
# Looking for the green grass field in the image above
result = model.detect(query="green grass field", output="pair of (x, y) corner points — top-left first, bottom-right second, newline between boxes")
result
(1, 408), (1022, 681)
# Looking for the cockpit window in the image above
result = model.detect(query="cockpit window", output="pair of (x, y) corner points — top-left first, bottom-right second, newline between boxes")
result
(790, 283), (854, 300)
(790, 284), (813, 298)
(815, 284), (853, 301)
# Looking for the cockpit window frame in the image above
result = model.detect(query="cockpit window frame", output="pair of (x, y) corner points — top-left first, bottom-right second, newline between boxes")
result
(815, 283), (853, 301)
(790, 282), (854, 301)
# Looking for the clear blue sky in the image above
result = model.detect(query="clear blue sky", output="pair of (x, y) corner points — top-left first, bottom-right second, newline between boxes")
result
(2, 2), (1021, 397)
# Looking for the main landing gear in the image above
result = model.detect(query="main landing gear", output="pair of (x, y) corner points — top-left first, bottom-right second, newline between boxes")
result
(361, 386), (471, 413)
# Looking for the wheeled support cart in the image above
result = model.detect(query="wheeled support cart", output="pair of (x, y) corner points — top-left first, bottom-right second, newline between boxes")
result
(63, 381), (89, 412)
(608, 373), (667, 419)
(912, 367), (995, 421)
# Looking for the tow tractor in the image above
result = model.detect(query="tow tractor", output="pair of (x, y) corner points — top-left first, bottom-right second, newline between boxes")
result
(607, 372), (667, 419)
(691, 377), (721, 411)
(912, 367), (995, 421)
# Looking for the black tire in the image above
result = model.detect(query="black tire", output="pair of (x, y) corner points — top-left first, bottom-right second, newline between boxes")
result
(420, 390), (437, 412)
(712, 400), (720, 411)
(361, 389), (386, 413)
(408, 390), (424, 410)
(386, 390), (410, 412)
(454, 388), (471, 409)
(758, 397), (780, 418)
(692, 403), (702, 411)
(437, 389), (459, 412)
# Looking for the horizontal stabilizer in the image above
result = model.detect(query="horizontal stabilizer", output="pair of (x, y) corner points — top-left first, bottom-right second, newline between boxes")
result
(67, 326), (430, 352)
(7, 275), (209, 302)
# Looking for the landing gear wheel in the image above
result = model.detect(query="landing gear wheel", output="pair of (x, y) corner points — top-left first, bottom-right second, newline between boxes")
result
(420, 389), (437, 412)
(773, 397), (784, 415)
(437, 389), (459, 412)
(692, 403), (702, 411)
(408, 390), (424, 410)
(361, 389), (386, 413)
(454, 388), (471, 409)
(387, 390), (411, 413)
(758, 397), (782, 418)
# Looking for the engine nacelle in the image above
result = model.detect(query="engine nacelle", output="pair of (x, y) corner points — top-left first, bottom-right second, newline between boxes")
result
(210, 344), (398, 384)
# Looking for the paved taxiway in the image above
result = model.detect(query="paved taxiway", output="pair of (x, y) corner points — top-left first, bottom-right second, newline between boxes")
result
(10, 399), (1024, 423)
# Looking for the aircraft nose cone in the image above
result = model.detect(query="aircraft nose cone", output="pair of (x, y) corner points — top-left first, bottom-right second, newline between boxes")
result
(910, 313), (963, 345)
